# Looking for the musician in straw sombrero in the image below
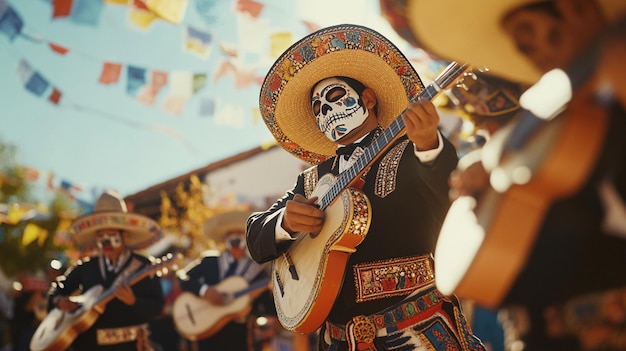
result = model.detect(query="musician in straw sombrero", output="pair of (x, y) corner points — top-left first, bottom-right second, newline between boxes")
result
(380, 0), (626, 350)
(44, 190), (165, 351)
(176, 210), (275, 351)
(246, 24), (486, 351)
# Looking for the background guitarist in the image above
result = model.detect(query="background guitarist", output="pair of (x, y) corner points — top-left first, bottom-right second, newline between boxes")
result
(381, 0), (626, 349)
(47, 190), (165, 351)
(177, 210), (275, 351)
(246, 24), (485, 351)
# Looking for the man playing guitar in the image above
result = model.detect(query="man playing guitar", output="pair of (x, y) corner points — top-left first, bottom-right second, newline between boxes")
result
(381, 0), (626, 349)
(45, 190), (165, 351)
(246, 24), (485, 351)
(175, 211), (275, 351)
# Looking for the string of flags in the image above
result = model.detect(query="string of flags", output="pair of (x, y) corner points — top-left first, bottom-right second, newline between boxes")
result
(0, 0), (294, 118)
(50, 0), (189, 28)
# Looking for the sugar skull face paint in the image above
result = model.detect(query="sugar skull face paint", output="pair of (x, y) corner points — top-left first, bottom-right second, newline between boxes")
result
(311, 77), (369, 142)
(96, 230), (123, 250)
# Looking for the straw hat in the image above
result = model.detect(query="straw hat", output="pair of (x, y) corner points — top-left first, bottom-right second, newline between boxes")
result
(69, 190), (162, 249)
(204, 211), (251, 243)
(259, 23), (424, 165)
(380, 0), (626, 85)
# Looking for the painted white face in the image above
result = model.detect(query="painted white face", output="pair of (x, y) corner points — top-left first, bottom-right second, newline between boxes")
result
(311, 77), (369, 142)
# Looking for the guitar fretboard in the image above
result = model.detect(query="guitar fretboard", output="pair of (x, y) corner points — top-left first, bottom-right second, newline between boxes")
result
(317, 62), (468, 211)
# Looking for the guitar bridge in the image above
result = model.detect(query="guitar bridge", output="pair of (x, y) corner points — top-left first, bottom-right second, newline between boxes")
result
(284, 253), (299, 280)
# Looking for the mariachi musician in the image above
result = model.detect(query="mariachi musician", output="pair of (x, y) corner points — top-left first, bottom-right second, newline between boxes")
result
(176, 211), (275, 351)
(246, 24), (485, 351)
(46, 190), (164, 351)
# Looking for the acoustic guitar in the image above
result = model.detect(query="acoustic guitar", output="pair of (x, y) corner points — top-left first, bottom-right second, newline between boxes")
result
(434, 69), (610, 308)
(271, 61), (469, 333)
(172, 276), (270, 341)
(30, 253), (178, 351)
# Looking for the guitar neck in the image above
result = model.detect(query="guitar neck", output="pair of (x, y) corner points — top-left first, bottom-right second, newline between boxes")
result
(233, 278), (270, 299)
(97, 254), (175, 305)
(318, 61), (469, 211)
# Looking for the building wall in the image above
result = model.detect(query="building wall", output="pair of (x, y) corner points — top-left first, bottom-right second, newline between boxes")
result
(202, 146), (310, 210)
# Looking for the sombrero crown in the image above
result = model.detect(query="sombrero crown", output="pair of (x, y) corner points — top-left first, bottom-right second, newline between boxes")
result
(259, 23), (424, 164)
(69, 190), (162, 249)
(203, 210), (251, 243)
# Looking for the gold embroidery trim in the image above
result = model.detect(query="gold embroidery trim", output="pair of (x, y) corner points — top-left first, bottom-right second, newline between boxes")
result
(353, 255), (435, 303)
(303, 166), (318, 198)
(374, 140), (410, 198)
(96, 323), (149, 345)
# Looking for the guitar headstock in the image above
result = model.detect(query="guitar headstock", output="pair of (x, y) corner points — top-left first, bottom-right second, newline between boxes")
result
(152, 252), (183, 277)
(433, 62), (472, 91)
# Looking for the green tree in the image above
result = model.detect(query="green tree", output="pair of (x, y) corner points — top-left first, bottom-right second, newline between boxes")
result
(0, 138), (77, 277)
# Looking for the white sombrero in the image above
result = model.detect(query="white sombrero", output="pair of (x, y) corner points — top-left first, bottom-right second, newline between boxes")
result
(69, 190), (162, 249)
(204, 211), (252, 243)
(259, 23), (425, 164)
(380, 0), (626, 85)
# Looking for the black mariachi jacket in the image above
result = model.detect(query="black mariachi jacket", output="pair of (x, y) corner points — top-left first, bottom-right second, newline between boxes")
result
(247, 134), (458, 324)
(47, 252), (164, 348)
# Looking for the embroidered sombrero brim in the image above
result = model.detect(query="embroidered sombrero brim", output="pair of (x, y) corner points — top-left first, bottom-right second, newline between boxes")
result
(69, 211), (163, 250)
(259, 24), (424, 164)
(380, 0), (626, 85)
(204, 211), (252, 242)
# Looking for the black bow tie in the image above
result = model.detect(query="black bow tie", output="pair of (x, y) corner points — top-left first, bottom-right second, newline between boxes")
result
(335, 129), (379, 160)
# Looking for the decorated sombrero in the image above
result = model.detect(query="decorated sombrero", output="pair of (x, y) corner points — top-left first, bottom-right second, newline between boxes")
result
(204, 210), (252, 243)
(380, 0), (626, 85)
(69, 190), (162, 250)
(259, 23), (425, 165)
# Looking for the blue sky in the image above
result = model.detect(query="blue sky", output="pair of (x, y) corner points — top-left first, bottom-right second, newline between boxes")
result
(0, 0), (436, 202)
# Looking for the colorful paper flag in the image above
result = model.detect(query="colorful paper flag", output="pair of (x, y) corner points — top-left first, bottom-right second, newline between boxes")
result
(193, 73), (207, 93)
(71, 0), (103, 26)
(270, 31), (293, 58)
(236, 0), (264, 19)
(215, 103), (244, 128)
(198, 97), (215, 117)
(60, 179), (83, 192)
(128, 1), (156, 30)
(185, 26), (212, 59)
(25, 72), (49, 97)
(48, 87), (62, 105)
(145, 0), (188, 24)
(22, 223), (48, 247)
(162, 95), (187, 116)
(98, 62), (122, 84)
(49, 42), (70, 55)
(0, 5), (23, 41)
(126, 65), (147, 95)
(52, 0), (73, 18)
(17, 59), (34, 84)
(137, 70), (167, 105)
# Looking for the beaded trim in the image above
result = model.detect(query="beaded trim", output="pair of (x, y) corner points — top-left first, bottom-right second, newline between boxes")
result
(302, 166), (319, 198)
(374, 139), (410, 198)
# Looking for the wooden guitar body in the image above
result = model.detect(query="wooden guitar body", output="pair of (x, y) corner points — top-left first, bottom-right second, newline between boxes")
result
(30, 254), (177, 351)
(30, 286), (104, 351)
(272, 173), (372, 333)
(435, 84), (609, 308)
(173, 276), (270, 341)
